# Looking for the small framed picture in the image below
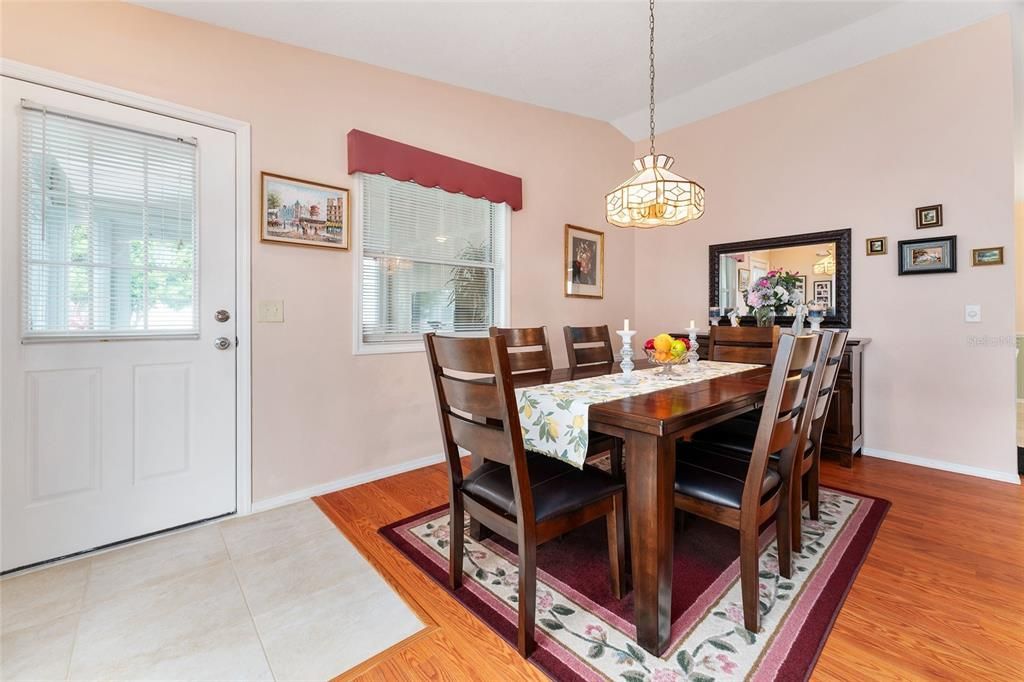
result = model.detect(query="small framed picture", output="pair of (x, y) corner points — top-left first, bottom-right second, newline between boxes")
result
(564, 224), (604, 298)
(737, 268), (751, 291)
(813, 280), (832, 307)
(915, 204), (943, 229)
(261, 172), (350, 250)
(898, 235), (957, 275)
(866, 237), (887, 255)
(794, 275), (808, 304)
(971, 246), (1004, 267)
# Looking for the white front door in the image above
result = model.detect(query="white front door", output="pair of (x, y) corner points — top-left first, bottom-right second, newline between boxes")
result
(1, 78), (238, 571)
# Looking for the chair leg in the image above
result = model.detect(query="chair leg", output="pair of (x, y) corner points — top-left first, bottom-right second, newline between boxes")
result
(776, 493), (793, 580)
(610, 439), (624, 479)
(807, 453), (821, 521)
(449, 496), (464, 591)
(606, 493), (627, 599)
(469, 518), (492, 541)
(791, 470), (804, 553)
(739, 524), (760, 633)
(517, 541), (537, 658)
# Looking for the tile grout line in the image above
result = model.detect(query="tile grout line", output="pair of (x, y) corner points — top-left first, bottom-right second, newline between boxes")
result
(219, 524), (277, 681)
(63, 559), (92, 681)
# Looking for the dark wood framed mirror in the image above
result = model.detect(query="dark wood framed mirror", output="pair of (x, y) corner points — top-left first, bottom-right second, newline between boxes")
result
(709, 228), (851, 328)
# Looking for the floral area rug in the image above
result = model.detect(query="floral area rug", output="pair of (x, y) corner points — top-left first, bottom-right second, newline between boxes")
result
(380, 487), (888, 682)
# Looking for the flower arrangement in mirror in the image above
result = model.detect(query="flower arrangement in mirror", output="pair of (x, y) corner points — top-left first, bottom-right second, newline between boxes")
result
(743, 269), (802, 327)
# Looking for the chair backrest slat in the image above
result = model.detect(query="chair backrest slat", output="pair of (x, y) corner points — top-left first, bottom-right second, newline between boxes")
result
(448, 413), (515, 466)
(490, 326), (554, 373)
(563, 325), (614, 370)
(708, 326), (780, 365)
(431, 335), (498, 374)
(439, 374), (503, 421)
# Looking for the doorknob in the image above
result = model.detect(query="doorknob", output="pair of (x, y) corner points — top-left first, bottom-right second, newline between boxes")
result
(215, 309), (231, 322)
(214, 337), (232, 350)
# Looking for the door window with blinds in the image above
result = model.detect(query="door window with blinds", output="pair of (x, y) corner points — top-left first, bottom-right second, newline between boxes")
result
(19, 102), (198, 339)
(358, 173), (507, 350)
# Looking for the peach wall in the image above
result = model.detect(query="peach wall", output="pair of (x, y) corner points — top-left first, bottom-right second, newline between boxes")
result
(634, 17), (1018, 478)
(0, 1), (635, 501)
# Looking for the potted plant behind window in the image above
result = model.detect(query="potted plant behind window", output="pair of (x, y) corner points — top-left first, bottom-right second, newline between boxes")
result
(446, 242), (489, 330)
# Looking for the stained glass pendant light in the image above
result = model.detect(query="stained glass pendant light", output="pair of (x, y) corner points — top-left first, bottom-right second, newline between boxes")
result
(605, 0), (705, 228)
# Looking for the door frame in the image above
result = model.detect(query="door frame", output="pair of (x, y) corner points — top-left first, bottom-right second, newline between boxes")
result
(0, 59), (254, 515)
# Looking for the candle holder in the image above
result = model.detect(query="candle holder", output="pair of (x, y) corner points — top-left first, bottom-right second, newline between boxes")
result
(709, 306), (722, 326)
(807, 304), (826, 332)
(616, 329), (638, 383)
(686, 328), (700, 367)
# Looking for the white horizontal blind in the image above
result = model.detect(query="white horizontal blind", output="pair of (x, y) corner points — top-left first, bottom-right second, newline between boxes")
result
(359, 173), (506, 345)
(20, 103), (198, 339)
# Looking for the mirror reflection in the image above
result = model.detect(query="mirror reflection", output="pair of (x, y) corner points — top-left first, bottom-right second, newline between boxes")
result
(718, 242), (837, 315)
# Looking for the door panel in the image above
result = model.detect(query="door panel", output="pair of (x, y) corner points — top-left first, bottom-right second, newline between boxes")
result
(1, 78), (237, 571)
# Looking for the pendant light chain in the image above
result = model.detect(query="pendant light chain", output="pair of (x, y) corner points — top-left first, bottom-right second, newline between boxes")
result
(648, 0), (656, 156)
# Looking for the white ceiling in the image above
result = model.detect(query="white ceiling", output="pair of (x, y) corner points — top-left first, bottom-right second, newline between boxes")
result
(136, 1), (1012, 140)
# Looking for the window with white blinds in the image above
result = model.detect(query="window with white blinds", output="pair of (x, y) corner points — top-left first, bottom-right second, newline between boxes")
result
(358, 173), (507, 348)
(19, 102), (198, 339)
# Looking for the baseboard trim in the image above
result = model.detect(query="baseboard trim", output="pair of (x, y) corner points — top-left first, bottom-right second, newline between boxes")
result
(250, 453), (446, 514)
(861, 447), (1021, 485)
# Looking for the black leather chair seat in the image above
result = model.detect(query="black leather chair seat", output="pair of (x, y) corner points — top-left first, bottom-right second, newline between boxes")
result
(462, 455), (623, 522)
(675, 443), (782, 509)
(692, 416), (813, 460)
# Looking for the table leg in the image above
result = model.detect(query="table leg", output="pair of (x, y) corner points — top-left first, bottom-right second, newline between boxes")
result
(625, 430), (675, 656)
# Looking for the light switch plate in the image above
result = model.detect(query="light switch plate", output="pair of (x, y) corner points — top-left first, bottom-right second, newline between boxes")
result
(964, 304), (981, 323)
(257, 300), (284, 323)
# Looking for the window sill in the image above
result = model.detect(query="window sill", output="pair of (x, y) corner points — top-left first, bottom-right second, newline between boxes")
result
(353, 342), (425, 356)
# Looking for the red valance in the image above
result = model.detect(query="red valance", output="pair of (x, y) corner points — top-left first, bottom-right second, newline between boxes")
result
(347, 129), (523, 211)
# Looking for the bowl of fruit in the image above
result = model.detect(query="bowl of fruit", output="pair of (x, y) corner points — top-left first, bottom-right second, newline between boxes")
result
(643, 333), (692, 376)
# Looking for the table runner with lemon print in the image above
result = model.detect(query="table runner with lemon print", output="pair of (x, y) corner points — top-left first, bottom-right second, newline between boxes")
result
(514, 362), (762, 468)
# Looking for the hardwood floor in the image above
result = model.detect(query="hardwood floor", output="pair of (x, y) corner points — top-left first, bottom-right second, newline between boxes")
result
(320, 456), (1024, 681)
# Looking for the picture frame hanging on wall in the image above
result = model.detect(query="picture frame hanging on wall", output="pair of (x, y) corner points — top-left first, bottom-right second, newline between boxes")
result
(915, 204), (943, 229)
(898, 235), (957, 275)
(564, 224), (605, 298)
(971, 246), (1004, 266)
(261, 172), (350, 250)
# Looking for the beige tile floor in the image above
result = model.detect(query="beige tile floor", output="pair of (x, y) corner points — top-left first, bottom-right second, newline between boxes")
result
(0, 500), (424, 681)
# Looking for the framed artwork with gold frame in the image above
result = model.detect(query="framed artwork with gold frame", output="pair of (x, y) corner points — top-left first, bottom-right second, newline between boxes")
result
(564, 224), (605, 298)
(866, 237), (887, 255)
(971, 246), (1004, 266)
(261, 172), (350, 250)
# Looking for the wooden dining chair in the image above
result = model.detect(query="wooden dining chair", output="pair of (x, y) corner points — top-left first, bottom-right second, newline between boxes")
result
(424, 332), (627, 657)
(674, 332), (820, 632)
(707, 325), (781, 365)
(685, 330), (846, 550)
(491, 326), (624, 476)
(563, 325), (615, 371)
(799, 330), (848, 542)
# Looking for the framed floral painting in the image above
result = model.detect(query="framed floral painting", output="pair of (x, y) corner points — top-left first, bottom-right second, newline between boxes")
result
(564, 224), (605, 298)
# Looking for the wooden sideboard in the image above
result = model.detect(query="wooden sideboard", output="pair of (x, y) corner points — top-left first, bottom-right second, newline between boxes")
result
(687, 332), (869, 467)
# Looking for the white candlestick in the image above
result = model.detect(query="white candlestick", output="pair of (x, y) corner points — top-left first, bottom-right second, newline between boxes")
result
(624, 318), (630, 332)
(689, 319), (695, 329)
(615, 329), (638, 384)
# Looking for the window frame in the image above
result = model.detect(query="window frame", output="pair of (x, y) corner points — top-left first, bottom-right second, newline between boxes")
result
(352, 174), (511, 355)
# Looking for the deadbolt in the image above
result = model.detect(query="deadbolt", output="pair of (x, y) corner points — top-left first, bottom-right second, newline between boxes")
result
(215, 309), (231, 322)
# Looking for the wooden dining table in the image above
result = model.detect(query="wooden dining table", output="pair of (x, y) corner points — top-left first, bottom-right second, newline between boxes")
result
(471, 358), (774, 656)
